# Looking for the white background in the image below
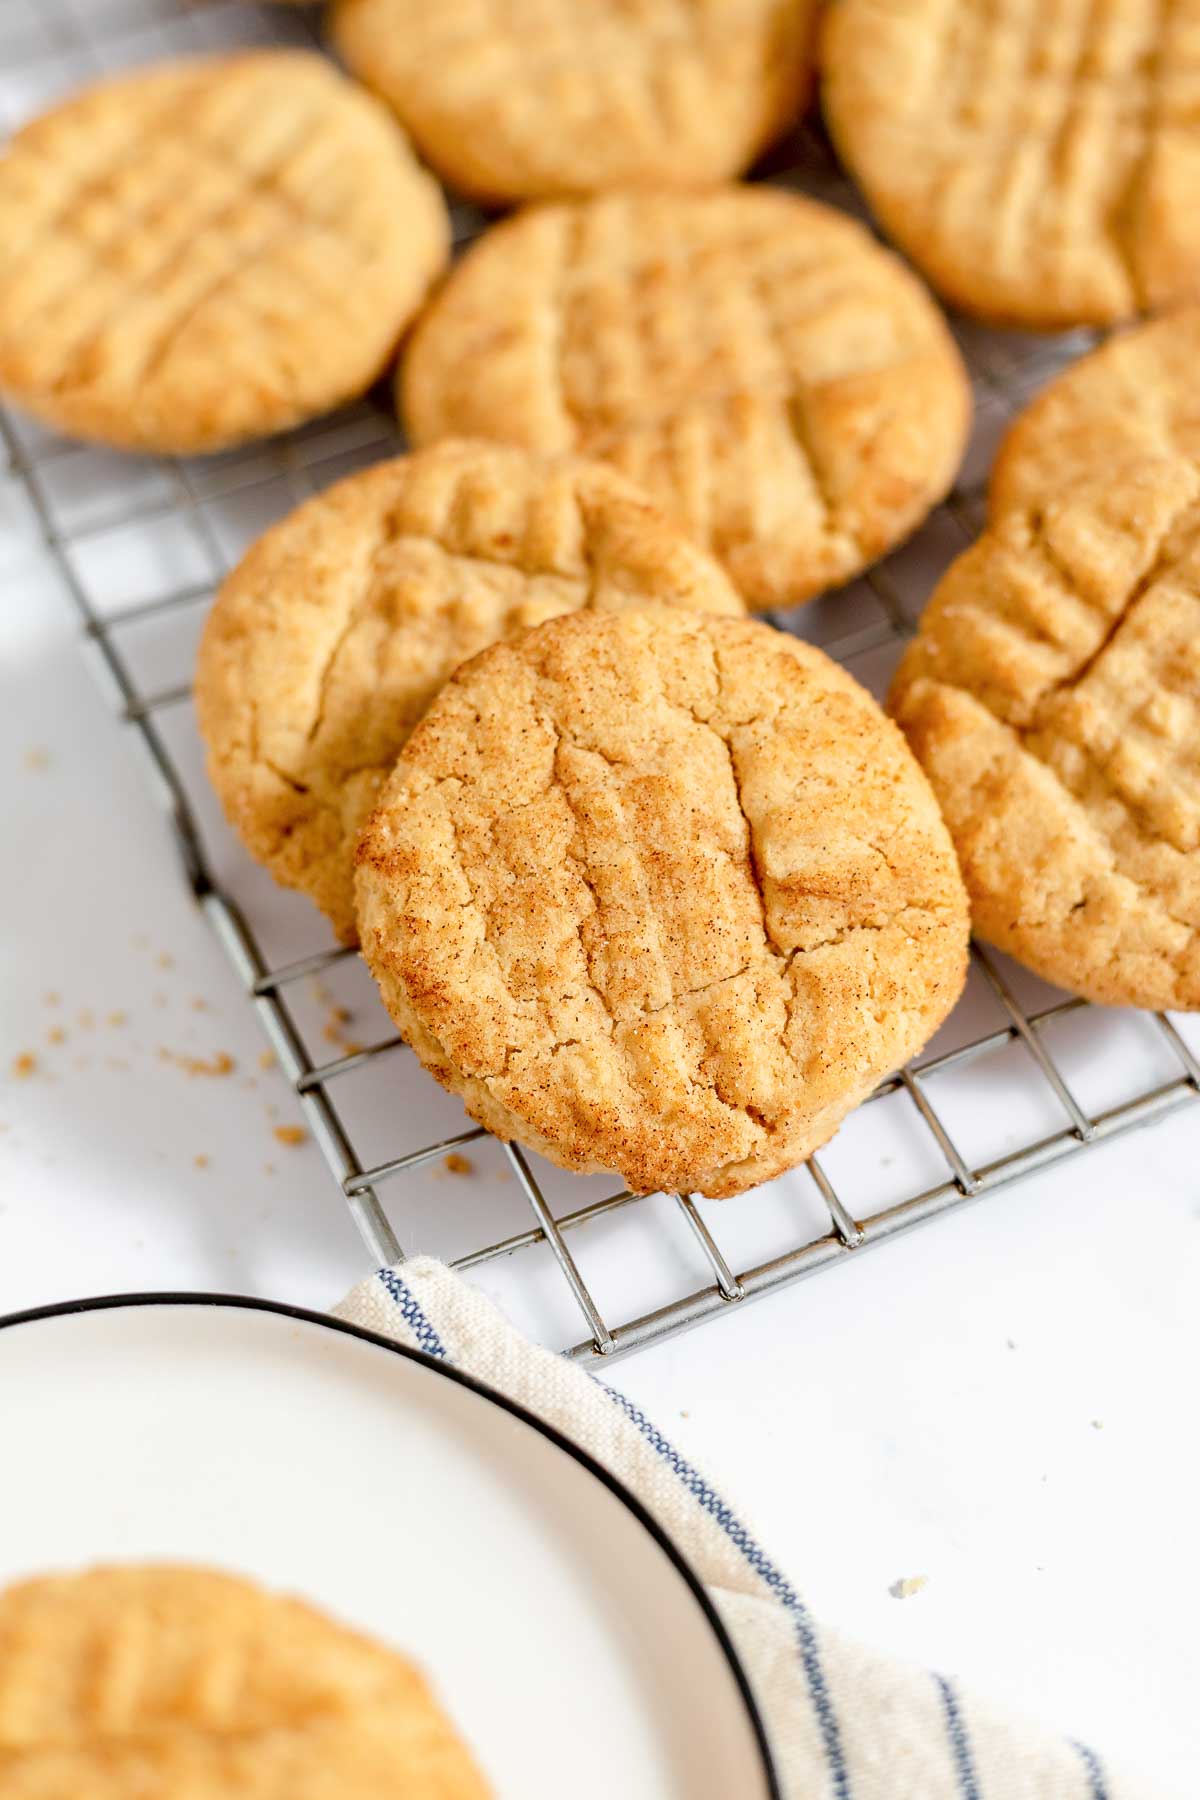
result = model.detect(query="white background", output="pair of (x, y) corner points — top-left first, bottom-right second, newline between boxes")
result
(1, 3), (1198, 1795)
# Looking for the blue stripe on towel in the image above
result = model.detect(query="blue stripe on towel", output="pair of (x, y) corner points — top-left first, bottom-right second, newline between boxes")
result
(376, 1267), (449, 1361)
(934, 1675), (982, 1800)
(601, 1382), (852, 1800)
(1072, 1740), (1109, 1800)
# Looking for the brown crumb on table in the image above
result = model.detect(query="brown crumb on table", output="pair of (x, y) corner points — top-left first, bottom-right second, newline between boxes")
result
(43, 991), (60, 1007)
(107, 1010), (128, 1028)
(191, 996), (208, 1012)
(258, 1049), (276, 1071)
(11, 1052), (37, 1079)
(194, 1153), (210, 1169)
(159, 1048), (236, 1078)
(23, 746), (50, 771)
(889, 1575), (929, 1600)
(45, 1026), (67, 1046)
(156, 952), (174, 970)
(273, 1124), (307, 1148)
(263, 1162), (277, 1176)
(443, 1152), (474, 1176)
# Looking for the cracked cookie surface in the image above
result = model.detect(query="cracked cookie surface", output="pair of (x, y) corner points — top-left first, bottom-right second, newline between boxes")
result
(401, 188), (970, 611)
(331, 0), (818, 202)
(0, 52), (449, 452)
(890, 312), (1200, 1009)
(356, 607), (969, 1197)
(822, 0), (1200, 328)
(0, 1565), (489, 1798)
(195, 439), (743, 944)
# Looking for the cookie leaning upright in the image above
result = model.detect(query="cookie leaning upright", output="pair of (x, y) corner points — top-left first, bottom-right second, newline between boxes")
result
(196, 439), (743, 945)
(357, 608), (969, 1198)
(822, 0), (1200, 328)
(331, 0), (819, 202)
(0, 1564), (490, 1797)
(891, 312), (1200, 1010)
(401, 188), (971, 611)
(0, 53), (449, 453)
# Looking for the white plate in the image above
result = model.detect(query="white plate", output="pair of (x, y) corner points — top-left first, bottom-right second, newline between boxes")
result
(0, 1295), (777, 1799)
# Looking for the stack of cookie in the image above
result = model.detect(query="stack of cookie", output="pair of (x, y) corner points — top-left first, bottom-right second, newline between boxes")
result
(2, 0), (1196, 1200)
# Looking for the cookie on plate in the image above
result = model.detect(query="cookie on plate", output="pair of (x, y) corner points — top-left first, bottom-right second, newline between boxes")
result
(822, 0), (1200, 328)
(356, 607), (969, 1197)
(196, 439), (743, 944)
(331, 0), (818, 203)
(401, 188), (970, 611)
(890, 313), (1200, 1009)
(0, 1564), (489, 1797)
(0, 53), (448, 453)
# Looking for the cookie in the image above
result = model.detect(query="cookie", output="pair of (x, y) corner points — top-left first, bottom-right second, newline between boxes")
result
(890, 313), (1200, 1009)
(331, 0), (818, 203)
(356, 607), (969, 1197)
(822, 0), (1200, 329)
(401, 188), (971, 611)
(0, 1564), (489, 1797)
(196, 439), (743, 944)
(0, 52), (448, 453)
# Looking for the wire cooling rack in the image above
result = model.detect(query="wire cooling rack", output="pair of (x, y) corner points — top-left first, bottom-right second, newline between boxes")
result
(4, 0), (1199, 1362)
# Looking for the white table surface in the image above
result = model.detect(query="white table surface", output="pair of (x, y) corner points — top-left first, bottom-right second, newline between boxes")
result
(3, 498), (1198, 1798)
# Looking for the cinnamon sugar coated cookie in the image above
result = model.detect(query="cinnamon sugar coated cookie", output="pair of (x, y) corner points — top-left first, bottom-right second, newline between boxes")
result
(401, 189), (970, 611)
(822, 0), (1200, 328)
(331, 0), (818, 202)
(890, 313), (1200, 1009)
(356, 608), (969, 1198)
(0, 53), (449, 452)
(0, 1565), (489, 1797)
(196, 440), (742, 944)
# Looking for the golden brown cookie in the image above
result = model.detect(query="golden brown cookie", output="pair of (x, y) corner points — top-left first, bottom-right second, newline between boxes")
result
(356, 607), (969, 1197)
(196, 439), (743, 944)
(331, 0), (818, 203)
(401, 188), (971, 611)
(0, 52), (449, 453)
(0, 1564), (489, 1798)
(822, 0), (1200, 329)
(890, 313), (1200, 1009)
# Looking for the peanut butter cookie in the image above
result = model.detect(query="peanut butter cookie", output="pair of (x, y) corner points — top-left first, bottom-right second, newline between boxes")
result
(331, 0), (818, 203)
(0, 1564), (489, 1797)
(822, 0), (1200, 328)
(196, 439), (742, 944)
(0, 52), (448, 452)
(401, 188), (970, 611)
(356, 607), (969, 1197)
(891, 313), (1200, 1009)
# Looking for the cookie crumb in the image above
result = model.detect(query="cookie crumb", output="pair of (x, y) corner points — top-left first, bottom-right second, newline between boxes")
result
(191, 996), (208, 1012)
(11, 1052), (37, 1079)
(107, 1010), (128, 1028)
(46, 1026), (67, 1046)
(258, 1049), (277, 1071)
(889, 1575), (929, 1600)
(156, 952), (174, 970)
(43, 991), (60, 1007)
(23, 746), (50, 771)
(273, 1124), (307, 1148)
(194, 1153), (210, 1169)
(443, 1152), (474, 1175)
(77, 1009), (94, 1031)
(264, 1163), (277, 1176)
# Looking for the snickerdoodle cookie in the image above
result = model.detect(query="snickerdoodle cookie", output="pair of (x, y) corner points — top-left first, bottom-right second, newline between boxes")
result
(196, 439), (742, 944)
(822, 0), (1200, 329)
(0, 53), (448, 453)
(331, 0), (818, 203)
(0, 1564), (489, 1797)
(890, 313), (1200, 1010)
(356, 607), (969, 1197)
(401, 188), (970, 611)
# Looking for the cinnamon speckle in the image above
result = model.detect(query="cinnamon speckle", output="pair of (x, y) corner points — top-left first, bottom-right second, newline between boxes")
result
(273, 1124), (307, 1148)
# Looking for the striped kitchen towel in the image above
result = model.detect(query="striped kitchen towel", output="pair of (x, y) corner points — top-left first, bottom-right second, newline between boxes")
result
(337, 1257), (1149, 1800)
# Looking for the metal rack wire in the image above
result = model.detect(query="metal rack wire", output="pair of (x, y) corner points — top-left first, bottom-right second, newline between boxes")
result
(4, 0), (1199, 1362)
